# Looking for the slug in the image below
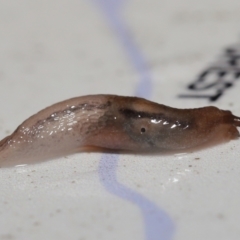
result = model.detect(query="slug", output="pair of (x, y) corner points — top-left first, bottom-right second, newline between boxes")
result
(0, 94), (239, 167)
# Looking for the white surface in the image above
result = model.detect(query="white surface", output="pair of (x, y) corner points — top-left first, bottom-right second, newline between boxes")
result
(0, 0), (240, 240)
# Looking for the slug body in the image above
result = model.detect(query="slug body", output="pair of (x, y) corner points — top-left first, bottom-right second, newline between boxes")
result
(0, 94), (239, 166)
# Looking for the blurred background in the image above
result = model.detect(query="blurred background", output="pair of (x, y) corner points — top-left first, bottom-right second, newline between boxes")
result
(0, 0), (240, 240)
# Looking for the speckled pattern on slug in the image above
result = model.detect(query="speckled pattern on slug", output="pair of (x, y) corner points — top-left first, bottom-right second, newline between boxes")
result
(0, 95), (110, 166)
(0, 94), (239, 167)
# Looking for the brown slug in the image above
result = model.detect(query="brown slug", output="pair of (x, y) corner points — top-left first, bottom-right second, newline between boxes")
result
(0, 94), (239, 167)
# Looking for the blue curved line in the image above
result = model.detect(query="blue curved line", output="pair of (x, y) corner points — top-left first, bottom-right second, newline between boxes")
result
(99, 154), (175, 240)
(94, 0), (152, 99)
(93, 1), (175, 239)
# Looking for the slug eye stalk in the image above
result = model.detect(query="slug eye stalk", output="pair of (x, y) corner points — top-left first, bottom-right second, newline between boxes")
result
(233, 116), (240, 127)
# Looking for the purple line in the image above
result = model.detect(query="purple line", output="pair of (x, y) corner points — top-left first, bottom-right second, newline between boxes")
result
(93, 1), (175, 239)
(99, 154), (175, 240)
(94, 0), (152, 99)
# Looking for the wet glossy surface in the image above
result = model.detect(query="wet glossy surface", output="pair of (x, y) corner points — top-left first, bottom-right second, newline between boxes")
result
(0, 95), (239, 167)
(1, 1), (240, 240)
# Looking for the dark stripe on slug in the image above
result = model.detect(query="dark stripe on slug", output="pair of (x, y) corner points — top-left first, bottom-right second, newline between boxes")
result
(119, 108), (164, 120)
(72, 101), (112, 112)
(119, 108), (193, 131)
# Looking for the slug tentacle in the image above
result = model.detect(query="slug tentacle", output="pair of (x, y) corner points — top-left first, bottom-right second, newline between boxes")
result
(233, 115), (240, 127)
(0, 94), (239, 167)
